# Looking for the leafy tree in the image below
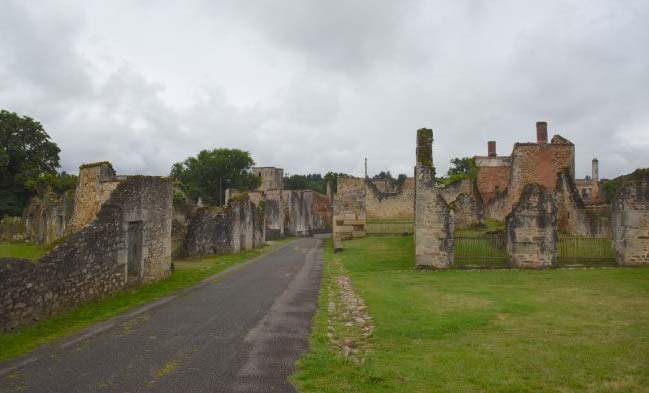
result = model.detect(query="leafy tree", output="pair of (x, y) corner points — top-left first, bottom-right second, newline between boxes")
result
(25, 172), (78, 196)
(372, 171), (394, 181)
(397, 173), (408, 187)
(323, 172), (350, 193)
(284, 173), (326, 193)
(447, 157), (476, 177)
(0, 110), (61, 216)
(437, 157), (478, 185)
(170, 148), (260, 206)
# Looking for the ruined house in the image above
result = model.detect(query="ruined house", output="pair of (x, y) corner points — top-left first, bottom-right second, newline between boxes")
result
(225, 166), (332, 239)
(0, 162), (173, 330)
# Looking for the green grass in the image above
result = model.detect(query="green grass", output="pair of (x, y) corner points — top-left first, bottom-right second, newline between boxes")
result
(0, 242), (50, 260)
(293, 235), (649, 393)
(0, 238), (293, 362)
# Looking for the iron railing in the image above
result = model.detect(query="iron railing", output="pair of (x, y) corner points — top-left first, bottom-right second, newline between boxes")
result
(365, 221), (414, 235)
(454, 233), (507, 267)
(557, 234), (615, 266)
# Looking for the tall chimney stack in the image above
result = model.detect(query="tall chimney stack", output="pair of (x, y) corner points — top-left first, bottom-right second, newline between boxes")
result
(536, 121), (548, 144)
(592, 158), (599, 182)
(488, 141), (497, 157)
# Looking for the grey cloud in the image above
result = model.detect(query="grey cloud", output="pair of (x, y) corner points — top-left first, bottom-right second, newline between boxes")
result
(0, 0), (647, 180)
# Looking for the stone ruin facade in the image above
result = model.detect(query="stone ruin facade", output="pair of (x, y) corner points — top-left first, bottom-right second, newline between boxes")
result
(506, 184), (558, 268)
(332, 177), (367, 251)
(409, 124), (649, 269)
(0, 162), (173, 330)
(224, 166), (332, 240)
(181, 198), (265, 257)
(414, 128), (454, 267)
(612, 171), (649, 266)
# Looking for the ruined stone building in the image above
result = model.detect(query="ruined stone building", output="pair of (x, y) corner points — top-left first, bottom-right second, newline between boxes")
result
(1, 162), (173, 330)
(225, 166), (331, 240)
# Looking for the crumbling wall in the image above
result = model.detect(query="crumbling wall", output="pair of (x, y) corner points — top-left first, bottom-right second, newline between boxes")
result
(182, 198), (265, 257)
(283, 190), (313, 237)
(69, 162), (121, 232)
(0, 216), (25, 242)
(0, 175), (173, 331)
(263, 190), (285, 240)
(333, 177), (366, 251)
(23, 190), (75, 244)
(311, 191), (332, 234)
(554, 170), (611, 237)
(506, 184), (557, 268)
(450, 193), (482, 229)
(612, 171), (649, 266)
(475, 156), (512, 205)
(365, 178), (415, 220)
(415, 128), (454, 268)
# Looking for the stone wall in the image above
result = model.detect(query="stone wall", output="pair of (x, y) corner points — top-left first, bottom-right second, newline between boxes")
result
(333, 177), (367, 251)
(506, 184), (557, 268)
(365, 178), (415, 220)
(0, 175), (173, 330)
(415, 128), (454, 268)
(554, 170), (611, 237)
(23, 190), (75, 245)
(182, 198), (265, 257)
(227, 188), (331, 240)
(612, 171), (649, 266)
(252, 167), (284, 191)
(69, 162), (121, 232)
(0, 216), (25, 242)
(450, 193), (482, 229)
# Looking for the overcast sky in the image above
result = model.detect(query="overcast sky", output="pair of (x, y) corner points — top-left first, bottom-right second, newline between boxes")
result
(1, 0), (647, 179)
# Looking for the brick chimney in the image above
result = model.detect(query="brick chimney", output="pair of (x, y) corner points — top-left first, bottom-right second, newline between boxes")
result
(592, 158), (599, 181)
(488, 141), (497, 157)
(536, 121), (548, 144)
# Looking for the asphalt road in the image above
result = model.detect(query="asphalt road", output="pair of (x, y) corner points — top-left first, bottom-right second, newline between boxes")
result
(0, 236), (325, 393)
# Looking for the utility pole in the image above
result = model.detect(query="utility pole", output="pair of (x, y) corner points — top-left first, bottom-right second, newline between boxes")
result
(364, 157), (368, 178)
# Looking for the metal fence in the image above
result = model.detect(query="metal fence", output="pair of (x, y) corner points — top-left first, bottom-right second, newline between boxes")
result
(557, 234), (615, 266)
(365, 221), (414, 235)
(454, 233), (507, 267)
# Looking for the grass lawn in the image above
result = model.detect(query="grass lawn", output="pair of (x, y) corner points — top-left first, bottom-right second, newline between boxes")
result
(0, 238), (293, 362)
(293, 235), (649, 393)
(0, 242), (50, 260)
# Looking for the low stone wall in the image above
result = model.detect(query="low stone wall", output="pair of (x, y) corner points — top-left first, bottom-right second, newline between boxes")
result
(182, 199), (265, 257)
(0, 216), (25, 242)
(612, 171), (649, 266)
(0, 175), (172, 331)
(506, 184), (557, 268)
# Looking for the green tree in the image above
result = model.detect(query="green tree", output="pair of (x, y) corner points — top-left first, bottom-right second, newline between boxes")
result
(0, 110), (61, 216)
(170, 148), (260, 206)
(323, 172), (350, 193)
(284, 173), (326, 193)
(447, 157), (476, 177)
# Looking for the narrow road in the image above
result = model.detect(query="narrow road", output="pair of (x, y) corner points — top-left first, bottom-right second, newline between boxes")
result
(0, 236), (325, 393)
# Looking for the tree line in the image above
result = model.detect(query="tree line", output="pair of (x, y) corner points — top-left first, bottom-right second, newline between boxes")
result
(1, 109), (476, 217)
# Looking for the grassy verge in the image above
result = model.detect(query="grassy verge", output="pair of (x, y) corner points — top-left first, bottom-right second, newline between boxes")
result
(293, 235), (649, 393)
(0, 242), (50, 260)
(0, 238), (293, 362)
